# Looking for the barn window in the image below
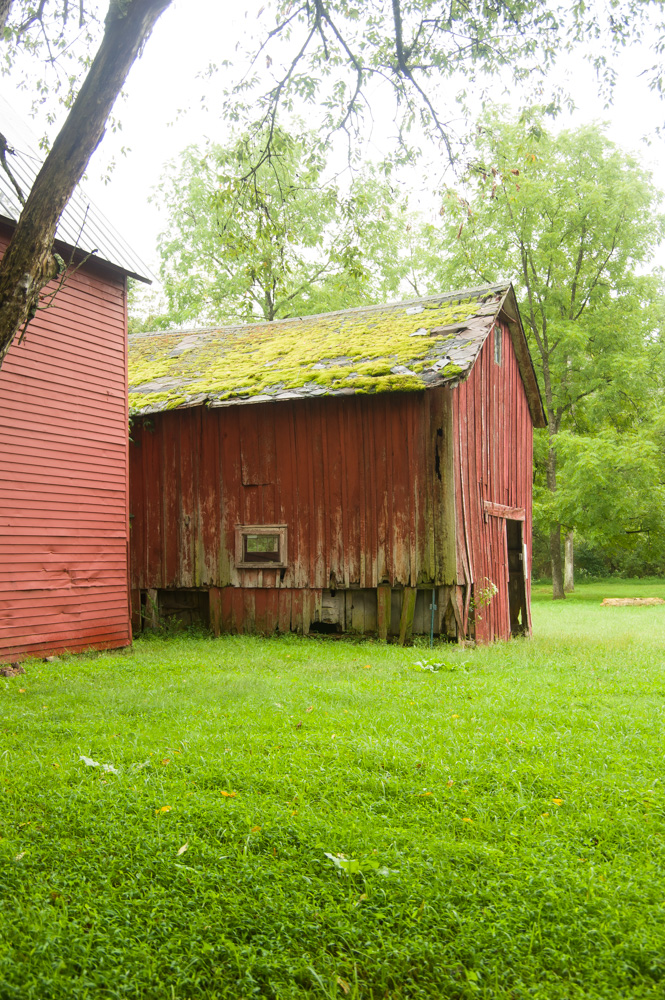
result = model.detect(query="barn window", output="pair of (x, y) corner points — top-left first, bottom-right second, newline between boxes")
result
(493, 323), (502, 365)
(235, 525), (288, 568)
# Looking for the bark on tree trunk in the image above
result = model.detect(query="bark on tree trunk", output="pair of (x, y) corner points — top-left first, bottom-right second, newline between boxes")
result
(564, 529), (574, 592)
(546, 443), (565, 599)
(0, 0), (172, 367)
(0, 0), (13, 31)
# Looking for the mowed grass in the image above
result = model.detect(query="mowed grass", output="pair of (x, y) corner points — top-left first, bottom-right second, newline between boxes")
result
(2, 583), (665, 999)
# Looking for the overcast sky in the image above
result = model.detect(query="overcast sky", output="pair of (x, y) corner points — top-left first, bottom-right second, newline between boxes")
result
(8, 0), (665, 280)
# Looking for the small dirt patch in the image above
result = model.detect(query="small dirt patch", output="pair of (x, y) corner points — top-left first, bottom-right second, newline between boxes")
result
(601, 598), (665, 607)
(0, 662), (26, 677)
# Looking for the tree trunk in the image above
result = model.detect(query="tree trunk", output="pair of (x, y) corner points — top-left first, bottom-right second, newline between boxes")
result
(546, 443), (565, 599)
(564, 529), (574, 592)
(0, 0), (13, 31)
(0, 0), (172, 367)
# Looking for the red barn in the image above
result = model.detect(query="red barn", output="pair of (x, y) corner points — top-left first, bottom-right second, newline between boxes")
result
(128, 284), (546, 644)
(0, 116), (149, 662)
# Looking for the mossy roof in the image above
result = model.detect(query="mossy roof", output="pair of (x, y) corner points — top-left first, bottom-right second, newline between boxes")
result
(128, 283), (542, 419)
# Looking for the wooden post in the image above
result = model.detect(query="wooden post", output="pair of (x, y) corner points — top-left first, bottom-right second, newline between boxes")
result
(146, 588), (159, 629)
(377, 585), (391, 642)
(398, 587), (417, 646)
(130, 588), (142, 635)
(209, 586), (223, 638)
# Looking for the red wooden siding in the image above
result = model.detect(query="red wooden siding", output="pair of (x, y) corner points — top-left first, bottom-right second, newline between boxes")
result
(129, 389), (457, 600)
(453, 321), (534, 642)
(0, 227), (131, 660)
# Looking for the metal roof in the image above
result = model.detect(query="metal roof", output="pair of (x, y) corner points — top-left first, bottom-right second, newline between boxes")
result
(0, 100), (151, 283)
(127, 283), (546, 427)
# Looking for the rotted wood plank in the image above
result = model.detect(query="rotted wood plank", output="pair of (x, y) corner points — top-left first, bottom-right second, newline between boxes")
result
(398, 586), (417, 645)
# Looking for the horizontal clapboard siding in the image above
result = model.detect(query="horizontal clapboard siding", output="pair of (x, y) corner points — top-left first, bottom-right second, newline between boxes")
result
(0, 224), (131, 660)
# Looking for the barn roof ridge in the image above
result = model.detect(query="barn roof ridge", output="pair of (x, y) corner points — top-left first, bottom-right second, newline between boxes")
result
(128, 282), (546, 428)
(0, 98), (152, 283)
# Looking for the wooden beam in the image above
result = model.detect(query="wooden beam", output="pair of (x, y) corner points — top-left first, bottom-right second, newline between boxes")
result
(482, 501), (525, 521)
(377, 585), (392, 642)
(398, 587), (417, 646)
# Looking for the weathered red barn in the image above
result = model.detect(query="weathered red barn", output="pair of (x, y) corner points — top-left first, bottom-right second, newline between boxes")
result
(0, 114), (150, 661)
(128, 284), (546, 643)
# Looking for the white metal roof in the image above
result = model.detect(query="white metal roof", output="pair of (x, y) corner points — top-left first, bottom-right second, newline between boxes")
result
(0, 97), (151, 283)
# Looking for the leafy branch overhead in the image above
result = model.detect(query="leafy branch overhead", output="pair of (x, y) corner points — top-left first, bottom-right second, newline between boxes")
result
(220, 0), (665, 170)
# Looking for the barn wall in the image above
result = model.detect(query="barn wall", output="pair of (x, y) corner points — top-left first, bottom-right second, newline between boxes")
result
(0, 227), (131, 660)
(129, 390), (458, 632)
(453, 320), (534, 643)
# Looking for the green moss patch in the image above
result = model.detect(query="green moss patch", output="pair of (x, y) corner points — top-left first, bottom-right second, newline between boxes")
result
(128, 294), (491, 413)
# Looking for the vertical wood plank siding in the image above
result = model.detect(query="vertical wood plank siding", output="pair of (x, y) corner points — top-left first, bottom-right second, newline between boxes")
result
(129, 390), (458, 614)
(0, 227), (131, 659)
(453, 322), (534, 642)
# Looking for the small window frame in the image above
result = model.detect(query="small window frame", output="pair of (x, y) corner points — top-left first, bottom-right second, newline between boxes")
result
(235, 524), (288, 569)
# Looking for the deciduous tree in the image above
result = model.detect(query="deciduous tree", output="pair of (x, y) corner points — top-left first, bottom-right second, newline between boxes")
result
(150, 126), (419, 326)
(435, 111), (665, 597)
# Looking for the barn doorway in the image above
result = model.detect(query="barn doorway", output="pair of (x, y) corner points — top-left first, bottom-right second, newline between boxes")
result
(506, 518), (528, 636)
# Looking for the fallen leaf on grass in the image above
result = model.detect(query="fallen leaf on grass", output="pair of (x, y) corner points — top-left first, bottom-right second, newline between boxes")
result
(220, 790), (237, 798)
(337, 977), (350, 994)
(177, 843), (189, 856)
(15, 852), (25, 861)
(363, 664), (372, 669)
(155, 805), (172, 815)
(306, 706), (314, 713)
(418, 791), (432, 797)
(18, 689), (25, 694)
(250, 825), (262, 833)
(462, 817), (473, 823)
(161, 758), (170, 766)
(552, 798), (563, 806)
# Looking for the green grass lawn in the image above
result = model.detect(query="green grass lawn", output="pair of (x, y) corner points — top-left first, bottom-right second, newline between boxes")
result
(2, 582), (665, 999)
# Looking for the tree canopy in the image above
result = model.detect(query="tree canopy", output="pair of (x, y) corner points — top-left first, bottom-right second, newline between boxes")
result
(0, 0), (664, 368)
(150, 126), (420, 327)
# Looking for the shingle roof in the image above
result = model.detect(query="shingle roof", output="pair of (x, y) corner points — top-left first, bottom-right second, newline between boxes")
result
(0, 100), (151, 283)
(128, 283), (546, 427)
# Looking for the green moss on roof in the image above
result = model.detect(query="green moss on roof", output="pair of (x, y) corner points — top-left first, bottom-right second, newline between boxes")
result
(128, 294), (496, 413)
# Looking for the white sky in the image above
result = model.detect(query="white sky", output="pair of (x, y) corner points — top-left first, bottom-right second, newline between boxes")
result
(7, 0), (665, 280)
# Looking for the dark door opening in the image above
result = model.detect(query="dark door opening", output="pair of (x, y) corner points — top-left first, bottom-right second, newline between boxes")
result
(506, 519), (528, 636)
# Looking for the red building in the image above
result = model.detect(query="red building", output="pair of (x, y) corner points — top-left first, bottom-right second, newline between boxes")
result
(128, 284), (546, 643)
(0, 119), (149, 661)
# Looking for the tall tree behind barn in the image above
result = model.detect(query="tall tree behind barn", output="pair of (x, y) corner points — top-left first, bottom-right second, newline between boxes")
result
(0, 111), (151, 662)
(128, 285), (546, 643)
